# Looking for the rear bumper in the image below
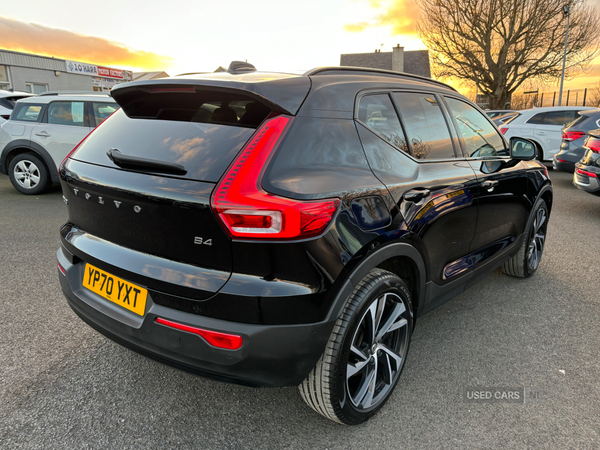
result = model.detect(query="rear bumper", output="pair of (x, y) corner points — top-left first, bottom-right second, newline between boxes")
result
(552, 157), (575, 173)
(57, 247), (336, 387)
(573, 167), (600, 196)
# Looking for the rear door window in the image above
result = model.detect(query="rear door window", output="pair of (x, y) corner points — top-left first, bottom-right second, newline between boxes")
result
(444, 97), (507, 157)
(357, 94), (409, 153)
(47, 101), (86, 127)
(13, 103), (45, 122)
(393, 92), (455, 160)
(539, 110), (578, 126)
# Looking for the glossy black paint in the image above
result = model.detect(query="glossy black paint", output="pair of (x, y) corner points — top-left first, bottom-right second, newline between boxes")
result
(58, 67), (553, 387)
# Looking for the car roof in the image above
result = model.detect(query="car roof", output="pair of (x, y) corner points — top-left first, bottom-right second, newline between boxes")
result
(17, 93), (115, 104)
(518, 106), (596, 114)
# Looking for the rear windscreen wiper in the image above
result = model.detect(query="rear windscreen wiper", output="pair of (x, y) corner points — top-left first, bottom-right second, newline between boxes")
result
(107, 148), (187, 176)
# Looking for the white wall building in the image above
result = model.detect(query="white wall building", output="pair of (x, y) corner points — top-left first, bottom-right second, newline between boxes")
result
(0, 49), (133, 94)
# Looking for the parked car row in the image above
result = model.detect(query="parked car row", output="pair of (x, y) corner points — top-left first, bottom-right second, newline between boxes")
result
(485, 105), (600, 198)
(0, 90), (34, 124)
(0, 92), (118, 194)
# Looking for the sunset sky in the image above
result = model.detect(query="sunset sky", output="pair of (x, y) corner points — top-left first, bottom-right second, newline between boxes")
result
(1, 0), (600, 94)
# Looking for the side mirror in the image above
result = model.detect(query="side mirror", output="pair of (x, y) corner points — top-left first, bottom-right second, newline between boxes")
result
(509, 137), (536, 160)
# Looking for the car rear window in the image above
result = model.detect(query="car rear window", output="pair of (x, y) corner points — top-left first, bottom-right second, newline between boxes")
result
(13, 103), (45, 122)
(116, 89), (272, 128)
(71, 109), (255, 183)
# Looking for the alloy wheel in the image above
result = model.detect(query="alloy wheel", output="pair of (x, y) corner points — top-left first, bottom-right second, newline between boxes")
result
(346, 292), (409, 410)
(527, 207), (547, 271)
(13, 160), (41, 190)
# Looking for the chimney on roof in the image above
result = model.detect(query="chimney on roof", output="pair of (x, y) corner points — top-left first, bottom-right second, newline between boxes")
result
(392, 44), (404, 72)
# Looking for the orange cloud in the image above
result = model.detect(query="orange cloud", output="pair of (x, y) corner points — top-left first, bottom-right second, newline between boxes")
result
(0, 16), (173, 70)
(345, 0), (421, 36)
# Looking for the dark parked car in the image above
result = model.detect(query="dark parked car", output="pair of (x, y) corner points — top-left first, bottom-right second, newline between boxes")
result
(573, 130), (600, 196)
(554, 109), (600, 173)
(57, 64), (553, 425)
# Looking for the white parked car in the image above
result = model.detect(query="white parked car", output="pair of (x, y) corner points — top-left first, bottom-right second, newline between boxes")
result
(498, 106), (597, 164)
(0, 92), (118, 194)
(0, 90), (35, 125)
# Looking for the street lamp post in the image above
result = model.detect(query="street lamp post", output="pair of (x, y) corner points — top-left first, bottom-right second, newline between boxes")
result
(558, 4), (571, 106)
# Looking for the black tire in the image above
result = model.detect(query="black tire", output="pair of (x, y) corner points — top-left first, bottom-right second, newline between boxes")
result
(502, 198), (548, 278)
(299, 268), (413, 425)
(8, 153), (51, 195)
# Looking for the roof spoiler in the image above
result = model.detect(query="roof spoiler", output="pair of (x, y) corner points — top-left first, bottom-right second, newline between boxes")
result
(110, 76), (311, 116)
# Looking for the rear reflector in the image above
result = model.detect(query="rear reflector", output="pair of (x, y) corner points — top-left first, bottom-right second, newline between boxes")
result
(155, 317), (243, 350)
(57, 261), (66, 276)
(562, 130), (586, 142)
(557, 159), (567, 163)
(212, 115), (340, 240)
(576, 168), (598, 178)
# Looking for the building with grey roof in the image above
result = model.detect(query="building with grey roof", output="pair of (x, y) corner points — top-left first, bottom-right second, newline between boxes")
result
(0, 49), (133, 93)
(340, 45), (431, 78)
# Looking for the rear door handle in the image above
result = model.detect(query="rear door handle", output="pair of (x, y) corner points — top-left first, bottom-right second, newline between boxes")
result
(35, 131), (50, 137)
(537, 131), (546, 136)
(481, 180), (499, 192)
(403, 188), (430, 202)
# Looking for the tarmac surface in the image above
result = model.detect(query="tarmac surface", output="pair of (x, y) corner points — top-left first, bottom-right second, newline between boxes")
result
(1, 170), (599, 449)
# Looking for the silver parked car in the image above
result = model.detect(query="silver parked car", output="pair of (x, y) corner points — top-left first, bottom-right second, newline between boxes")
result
(0, 92), (118, 194)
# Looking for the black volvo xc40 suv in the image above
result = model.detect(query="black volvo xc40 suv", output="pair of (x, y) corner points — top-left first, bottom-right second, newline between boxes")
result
(57, 65), (552, 425)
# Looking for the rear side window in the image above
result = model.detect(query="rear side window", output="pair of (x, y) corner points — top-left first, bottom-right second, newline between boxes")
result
(47, 101), (86, 127)
(92, 102), (119, 127)
(394, 92), (455, 160)
(116, 89), (272, 128)
(527, 113), (546, 124)
(357, 94), (408, 152)
(13, 103), (44, 122)
(444, 97), (507, 157)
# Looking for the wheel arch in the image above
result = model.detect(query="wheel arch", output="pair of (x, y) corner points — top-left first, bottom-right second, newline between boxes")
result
(1, 139), (59, 183)
(326, 242), (426, 324)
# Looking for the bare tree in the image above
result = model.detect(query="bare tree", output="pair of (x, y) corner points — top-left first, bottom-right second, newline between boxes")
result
(417, 0), (600, 109)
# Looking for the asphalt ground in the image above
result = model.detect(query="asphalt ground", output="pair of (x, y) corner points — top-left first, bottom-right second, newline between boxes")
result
(1, 170), (599, 449)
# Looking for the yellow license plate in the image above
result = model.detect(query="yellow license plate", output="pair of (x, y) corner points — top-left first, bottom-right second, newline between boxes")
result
(83, 263), (148, 316)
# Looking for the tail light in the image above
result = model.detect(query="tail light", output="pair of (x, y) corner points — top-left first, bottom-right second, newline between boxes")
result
(576, 168), (598, 178)
(1, 114), (9, 120)
(586, 137), (600, 153)
(562, 130), (585, 142)
(211, 115), (340, 240)
(58, 108), (119, 173)
(499, 125), (508, 135)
